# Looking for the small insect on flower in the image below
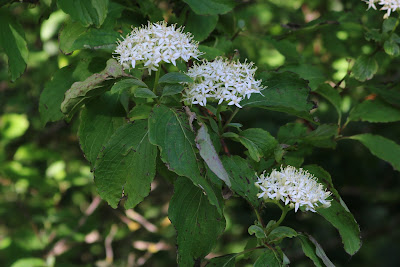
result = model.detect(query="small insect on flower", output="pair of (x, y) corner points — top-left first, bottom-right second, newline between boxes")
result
(114, 21), (202, 74)
(255, 165), (332, 213)
(182, 57), (265, 108)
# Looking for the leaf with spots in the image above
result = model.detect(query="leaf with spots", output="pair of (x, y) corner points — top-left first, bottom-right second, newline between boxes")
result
(221, 156), (261, 208)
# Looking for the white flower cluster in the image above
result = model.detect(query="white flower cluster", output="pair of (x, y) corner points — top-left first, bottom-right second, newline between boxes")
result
(255, 166), (332, 213)
(182, 58), (264, 108)
(363, 0), (400, 18)
(114, 21), (201, 73)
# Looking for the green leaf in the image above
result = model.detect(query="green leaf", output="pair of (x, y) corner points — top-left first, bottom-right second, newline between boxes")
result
(369, 86), (400, 108)
(134, 87), (157, 98)
(365, 29), (382, 42)
(158, 72), (193, 84)
(61, 59), (126, 117)
(206, 254), (237, 267)
(349, 134), (400, 171)
(241, 72), (315, 122)
(184, 11), (218, 41)
(315, 84), (342, 117)
(349, 98), (400, 123)
(111, 78), (148, 93)
(39, 55), (103, 126)
(233, 128), (278, 162)
(393, 33), (400, 44)
(0, 8), (28, 81)
(304, 165), (361, 255)
(59, 3), (123, 54)
(221, 132), (239, 138)
(254, 249), (283, 267)
(384, 39), (400, 56)
(196, 124), (231, 187)
(162, 84), (184, 96)
(128, 104), (153, 120)
(265, 36), (299, 62)
(297, 234), (334, 267)
(198, 45), (225, 60)
(39, 66), (76, 125)
(136, 0), (164, 21)
(382, 17), (397, 33)
(278, 123), (308, 145)
(78, 93), (125, 167)
(268, 226), (298, 242)
(221, 156), (261, 207)
(94, 121), (157, 209)
(10, 258), (46, 267)
(303, 124), (338, 148)
(352, 55), (378, 82)
(57, 0), (109, 27)
(248, 225), (266, 238)
(183, 0), (235, 15)
(169, 178), (225, 266)
(148, 105), (222, 214)
(279, 63), (326, 91)
(59, 22), (119, 54)
(303, 165), (342, 203)
(278, 123), (337, 148)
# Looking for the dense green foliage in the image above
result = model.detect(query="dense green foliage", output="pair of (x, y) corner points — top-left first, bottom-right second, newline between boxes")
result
(1, 0), (400, 266)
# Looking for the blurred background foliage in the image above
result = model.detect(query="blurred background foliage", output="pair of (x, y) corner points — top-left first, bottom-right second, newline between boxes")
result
(1, 0), (400, 266)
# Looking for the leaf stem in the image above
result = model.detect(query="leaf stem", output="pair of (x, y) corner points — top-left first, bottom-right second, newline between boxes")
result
(254, 207), (265, 228)
(216, 105), (223, 132)
(153, 68), (161, 94)
(266, 202), (289, 235)
(389, 13), (400, 38)
(341, 118), (350, 132)
(222, 107), (240, 132)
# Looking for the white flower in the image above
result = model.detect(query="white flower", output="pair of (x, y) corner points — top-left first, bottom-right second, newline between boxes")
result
(364, 0), (378, 9)
(363, 0), (400, 18)
(114, 21), (202, 74)
(182, 57), (265, 108)
(255, 166), (332, 213)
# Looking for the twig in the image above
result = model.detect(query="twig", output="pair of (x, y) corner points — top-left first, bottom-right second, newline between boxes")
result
(125, 209), (158, 233)
(105, 224), (118, 264)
